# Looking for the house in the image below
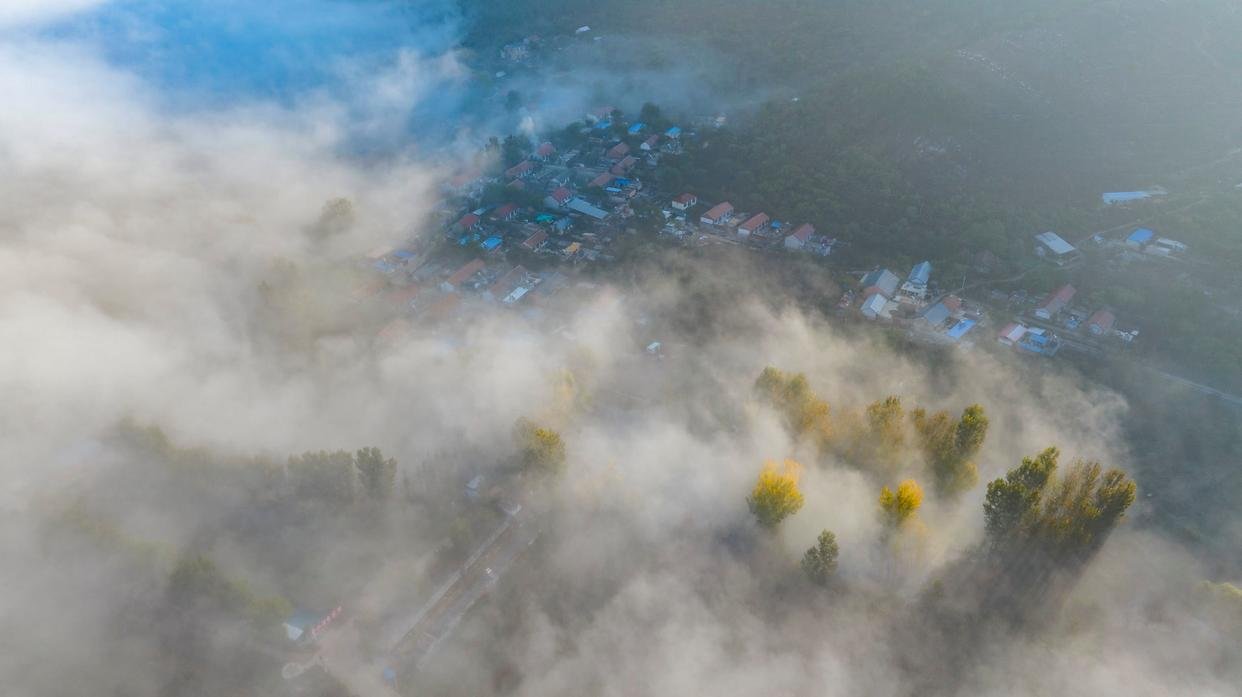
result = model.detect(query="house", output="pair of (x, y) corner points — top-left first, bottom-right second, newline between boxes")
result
(486, 265), (537, 304)
(700, 202), (734, 225)
(784, 223), (814, 250)
(505, 160), (536, 179)
(899, 261), (932, 300)
(860, 268), (901, 299)
(672, 193), (698, 210)
(1146, 237), (1188, 257)
(455, 213), (481, 232)
(611, 155), (638, 175)
(490, 203), (519, 221)
(860, 293), (892, 320)
(945, 319), (977, 342)
(480, 236), (503, 252)
(587, 106), (615, 123)
(628, 122), (646, 135)
(997, 322), (1027, 347)
(1017, 327), (1060, 356)
(533, 141), (556, 161)
(1087, 309), (1115, 335)
(606, 142), (630, 160)
(1102, 189), (1165, 205)
(553, 217), (573, 233)
(522, 229), (548, 250)
(507, 178), (526, 190)
(664, 126), (682, 139)
(1034, 231), (1079, 264)
(641, 135), (660, 151)
(590, 172), (615, 188)
(546, 186), (573, 207)
(566, 198), (610, 220)
(1034, 284), (1076, 320)
(737, 212), (770, 238)
(1125, 228), (1154, 249)
(919, 301), (953, 329)
(441, 258), (486, 292)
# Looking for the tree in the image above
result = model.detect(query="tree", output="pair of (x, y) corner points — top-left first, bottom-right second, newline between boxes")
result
(754, 367), (832, 450)
(639, 101), (662, 124)
(801, 529), (840, 586)
(983, 446), (1058, 541)
(913, 404), (989, 497)
(504, 89), (523, 112)
(308, 197), (354, 241)
(355, 447), (397, 501)
(502, 134), (532, 167)
(514, 417), (567, 476)
(747, 459), (805, 529)
(879, 479), (923, 529)
(288, 450), (355, 504)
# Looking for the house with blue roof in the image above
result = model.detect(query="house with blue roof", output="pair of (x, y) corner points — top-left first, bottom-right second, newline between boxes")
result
(628, 122), (646, 135)
(1125, 228), (1154, 249)
(481, 236), (503, 252)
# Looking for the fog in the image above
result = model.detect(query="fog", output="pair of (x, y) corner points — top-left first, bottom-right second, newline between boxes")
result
(2, 3), (1239, 696)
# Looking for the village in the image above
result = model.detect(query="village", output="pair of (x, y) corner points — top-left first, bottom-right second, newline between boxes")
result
(352, 99), (1201, 371)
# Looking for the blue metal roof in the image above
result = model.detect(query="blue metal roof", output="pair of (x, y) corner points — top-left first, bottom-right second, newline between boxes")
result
(908, 261), (931, 285)
(628, 122), (646, 134)
(1126, 228), (1154, 244)
(481, 236), (502, 250)
(665, 126), (681, 137)
(945, 319), (976, 340)
(921, 302), (952, 326)
(1102, 191), (1151, 204)
(392, 249), (416, 259)
(594, 120), (612, 130)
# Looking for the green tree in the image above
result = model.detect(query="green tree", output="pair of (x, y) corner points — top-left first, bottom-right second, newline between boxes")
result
(502, 134), (532, 167)
(913, 404), (989, 497)
(514, 417), (567, 476)
(754, 367), (832, 450)
(801, 529), (840, 586)
(355, 447), (397, 501)
(747, 459), (805, 529)
(288, 450), (355, 504)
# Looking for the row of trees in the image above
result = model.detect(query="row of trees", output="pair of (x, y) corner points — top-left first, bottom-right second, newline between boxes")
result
(754, 367), (989, 497)
(287, 447), (398, 504)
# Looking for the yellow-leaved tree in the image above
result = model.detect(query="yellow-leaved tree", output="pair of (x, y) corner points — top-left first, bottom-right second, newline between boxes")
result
(879, 479), (924, 530)
(747, 459), (805, 530)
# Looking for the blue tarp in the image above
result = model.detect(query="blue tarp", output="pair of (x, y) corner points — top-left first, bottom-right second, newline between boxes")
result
(481, 236), (502, 251)
(628, 122), (646, 134)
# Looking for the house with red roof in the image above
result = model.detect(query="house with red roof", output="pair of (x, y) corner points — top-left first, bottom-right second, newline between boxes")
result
(441, 258), (486, 292)
(533, 141), (556, 161)
(672, 193), (698, 211)
(784, 223), (815, 250)
(606, 142), (630, 160)
(490, 203), (519, 221)
(1087, 309), (1115, 335)
(700, 202), (734, 226)
(610, 155), (638, 175)
(455, 213), (481, 232)
(546, 186), (574, 207)
(590, 172), (615, 188)
(486, 265), (537, 305)
(640, 135), (660, 152)
(1034, 284), (1076, 320)
(522, 229), (548, 251)
(737, 212), (770, 238)
(504, 160), (536, 179)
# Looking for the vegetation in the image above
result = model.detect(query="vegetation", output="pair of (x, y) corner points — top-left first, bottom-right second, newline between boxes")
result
(801, 530), (840, 587)
(356, 446), (398, 501)
(912, 404), (989, 497)
(747, 459), (805, 530)
(514, 417), (568, 476)
(878, 479), (924, 530)
(167, 554), (293, 632)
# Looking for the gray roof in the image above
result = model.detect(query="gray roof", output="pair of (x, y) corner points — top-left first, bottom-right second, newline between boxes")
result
(566, 197), (610, 220)
(1035, 231), (1076, 256)
(920, 302), (952, 327)
(861, 268), (900, 298)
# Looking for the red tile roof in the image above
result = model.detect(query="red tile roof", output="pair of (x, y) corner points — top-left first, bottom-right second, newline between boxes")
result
(550, 186), (573, 204)
(643, 135), (660, 148)
(457, 213), (480, 229)
(505, 160), (535, 178)
(445, 258), (485, 287)
(739, 212), (770, 232)
(590, 173), (615, 188)
(491, 203), (518, 220)
(1038, 284), (1077, 313)
(1087, 309), (1116, 331)
(788, 223), (814, 241)
(675, 193), (697, 205)
(701, 202), (733, 221)
(610, 155), (638, 174)
(522, 229), (548, 250)
(535, 141), (555, 157)
(606, 142), (630, 159)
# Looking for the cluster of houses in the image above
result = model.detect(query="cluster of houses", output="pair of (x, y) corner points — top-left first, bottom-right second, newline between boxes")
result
(850, 261), (981, 345)
(1122, 227), (1189, 259)
(994, 281), (1135, 356)
(657, 195), (833, 254)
